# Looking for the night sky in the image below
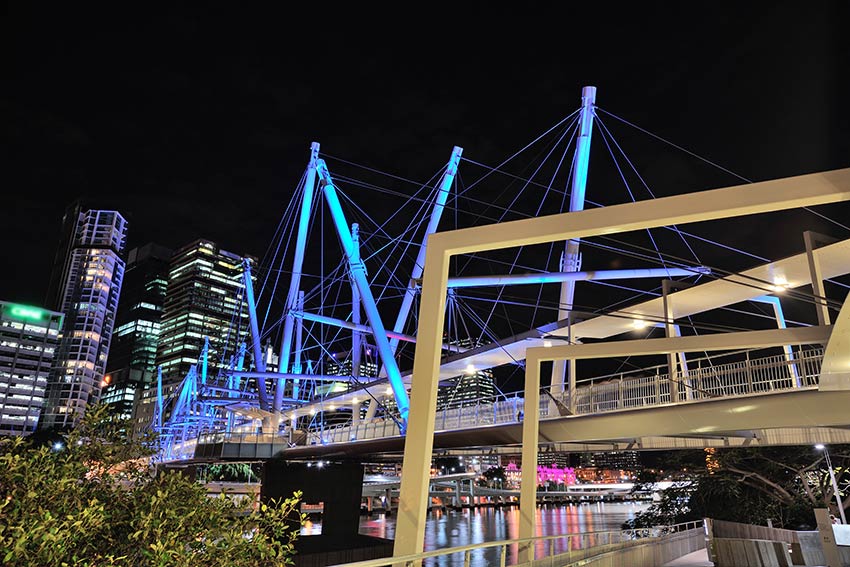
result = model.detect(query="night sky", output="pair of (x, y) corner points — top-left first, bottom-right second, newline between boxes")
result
(3, 2), (849, 309)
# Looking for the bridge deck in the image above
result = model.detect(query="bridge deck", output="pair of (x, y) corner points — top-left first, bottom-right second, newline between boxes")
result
(186, 345), (850, 462)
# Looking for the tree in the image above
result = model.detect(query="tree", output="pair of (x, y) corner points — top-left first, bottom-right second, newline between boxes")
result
(624, 445), (850, 531)
(478, 466), (506, 489)
(0, 404), (303, 566)
(201, 462), (262, 483)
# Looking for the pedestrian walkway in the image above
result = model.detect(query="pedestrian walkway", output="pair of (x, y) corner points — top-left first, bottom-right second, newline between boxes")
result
(663, 548), (713, 566)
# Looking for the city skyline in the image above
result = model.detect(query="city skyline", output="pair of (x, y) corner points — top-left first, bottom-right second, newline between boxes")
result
(3, 3), (849, 308)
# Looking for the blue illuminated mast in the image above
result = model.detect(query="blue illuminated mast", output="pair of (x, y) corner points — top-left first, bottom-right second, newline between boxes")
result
(274, 142), (320, 416)
(552, 86), (596, 399)
(316, 160), (412, 429)
(388, 146), (463, 355)
(241, 257), (269, 409)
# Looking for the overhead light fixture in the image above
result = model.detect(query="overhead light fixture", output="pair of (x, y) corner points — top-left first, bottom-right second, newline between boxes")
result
(770, 276), (789, 292)
(465, 364), (476, 375)
(632, 318), (649, 329)
(543, 340), (552, 348)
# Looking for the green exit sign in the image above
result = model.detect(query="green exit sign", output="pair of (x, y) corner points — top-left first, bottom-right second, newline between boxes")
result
(5, 304), (46, 322)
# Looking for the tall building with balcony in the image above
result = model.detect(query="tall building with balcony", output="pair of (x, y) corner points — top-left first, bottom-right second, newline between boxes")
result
(102, 243), (172, 419)
(155, 239), (252, 385)
(40, 205), (128, 430)
(0, 302), (63, 436)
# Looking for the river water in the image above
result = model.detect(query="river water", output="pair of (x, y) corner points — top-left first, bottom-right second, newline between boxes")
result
(304, 501), (651, 565)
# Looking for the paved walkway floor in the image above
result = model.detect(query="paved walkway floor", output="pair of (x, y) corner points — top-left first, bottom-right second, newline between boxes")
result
(662, 548), (714, 566)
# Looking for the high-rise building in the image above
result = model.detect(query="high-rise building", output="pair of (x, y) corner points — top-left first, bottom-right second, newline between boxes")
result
(0, 302), (63, 436)
(326, 347), (378, 379)
(41, 206), (128, 430)
(155, 239), (252, 384)
(102, 243), (172, 419)
(437, 338), (496, 409)
(578, 451), (641, 472)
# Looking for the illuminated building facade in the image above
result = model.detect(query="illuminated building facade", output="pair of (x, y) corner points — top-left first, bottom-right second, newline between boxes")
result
(102, 243), (172, 419)
(326, 348), (378, 378)
(0, 302), (62, 436)
(437, 338), (496, 408)
(155, 239), (252, 384)
(577, 451), (641, 482)
(41, 206), (127, 430)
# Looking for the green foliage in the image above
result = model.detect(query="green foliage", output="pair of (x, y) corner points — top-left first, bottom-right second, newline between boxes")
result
(0, 404), (303, 566)
(201, 462), (261, 483)
(624, 445), (850, 531)
(477, 466), (507, 488)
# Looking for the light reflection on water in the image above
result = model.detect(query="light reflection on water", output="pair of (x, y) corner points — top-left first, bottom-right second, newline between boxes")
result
(307, 501), (650, 566)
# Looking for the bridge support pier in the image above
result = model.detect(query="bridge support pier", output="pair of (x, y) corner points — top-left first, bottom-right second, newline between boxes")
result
(385, 488), (394, 516)
(519, 343), (543, 564)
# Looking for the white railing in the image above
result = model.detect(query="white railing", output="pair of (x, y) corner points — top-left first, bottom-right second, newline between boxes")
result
(195, 347), (824, 449)
(326, 521), (705, 567)
(308, 347), (824, 445)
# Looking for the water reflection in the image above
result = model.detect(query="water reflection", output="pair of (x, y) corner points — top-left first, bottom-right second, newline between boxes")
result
(308, 501), (650, 566)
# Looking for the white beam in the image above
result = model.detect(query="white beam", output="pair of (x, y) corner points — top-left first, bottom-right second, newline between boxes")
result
(430, 168), (850, 256)
(820, 288), (850, 391)
(530, 325), (830, 362)
(393, 167), (850, 558)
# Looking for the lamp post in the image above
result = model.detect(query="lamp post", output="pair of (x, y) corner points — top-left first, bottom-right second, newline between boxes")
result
(816, 444), (846, 524)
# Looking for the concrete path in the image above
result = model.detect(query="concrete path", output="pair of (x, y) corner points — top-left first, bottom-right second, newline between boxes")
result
(662, 548), (714, 566)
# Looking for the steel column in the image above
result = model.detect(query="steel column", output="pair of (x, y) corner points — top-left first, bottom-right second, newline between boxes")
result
(352, 224), (363, 381)
(389, 146), (463, 355)
(242, 259), (269, 408)
(317, 160), (411, 425)
(552, 86), (596, 407)
(275, 142), (320, 413)
(754, 295), (801, 387)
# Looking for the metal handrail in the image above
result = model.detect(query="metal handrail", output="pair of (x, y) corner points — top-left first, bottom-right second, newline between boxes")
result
(327, 520), (705, 567)
(192, 347), (824, 449)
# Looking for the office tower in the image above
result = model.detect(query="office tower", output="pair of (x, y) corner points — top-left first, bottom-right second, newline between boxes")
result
(40, 206), (128, 430)
(155, 239), (252, 384)
(437, 338), (496, 409)
(326, 347), (379, 378)
(0, 302), (63, 436)
(578, 451), (640, 470)
(102, 243), (172, 419)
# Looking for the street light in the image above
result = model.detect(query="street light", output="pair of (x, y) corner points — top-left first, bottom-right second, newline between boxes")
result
(815, 444), (846, 524)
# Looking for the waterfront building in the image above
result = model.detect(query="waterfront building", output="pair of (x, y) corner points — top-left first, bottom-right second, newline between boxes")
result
(131, 240), (253, 435)
(578, 451), (640, 471)
(0, 302), (63, 436)
(155, 239), (253, 383)
(102, 243), (172, 419)
(41, 205), (128, 430)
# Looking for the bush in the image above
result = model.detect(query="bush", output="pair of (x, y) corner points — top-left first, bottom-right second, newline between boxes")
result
(0, 404), (303, 566)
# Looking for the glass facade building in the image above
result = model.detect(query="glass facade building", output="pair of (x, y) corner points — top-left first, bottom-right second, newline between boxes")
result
(41, 206), (128, 430)
(437, 338), (496, 409)
(102, 243), (172, 419)
(0, 302), (63, 436)
(155, 239), (252, 384)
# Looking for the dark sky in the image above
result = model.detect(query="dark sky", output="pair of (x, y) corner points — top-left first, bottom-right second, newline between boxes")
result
(3, 2), (849, 307)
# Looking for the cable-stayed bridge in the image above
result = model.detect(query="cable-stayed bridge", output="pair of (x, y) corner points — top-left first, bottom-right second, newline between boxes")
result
(143, 86), (850, 559)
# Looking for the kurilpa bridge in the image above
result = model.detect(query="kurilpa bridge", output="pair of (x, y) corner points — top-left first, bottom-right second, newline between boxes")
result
(148, 87), (850, 562)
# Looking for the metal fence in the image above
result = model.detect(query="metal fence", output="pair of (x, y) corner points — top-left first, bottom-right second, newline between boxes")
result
(307, 347), (823, 445)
